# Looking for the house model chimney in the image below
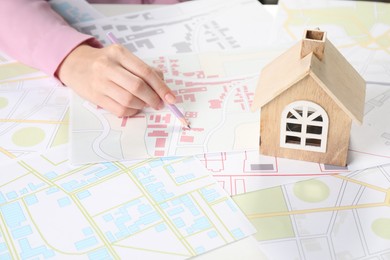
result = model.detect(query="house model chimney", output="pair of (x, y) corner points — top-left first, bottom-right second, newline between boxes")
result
(300, 29), (326, 60)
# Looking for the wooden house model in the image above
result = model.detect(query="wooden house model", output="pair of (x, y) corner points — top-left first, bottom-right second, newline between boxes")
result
(251, 29), (366, 166)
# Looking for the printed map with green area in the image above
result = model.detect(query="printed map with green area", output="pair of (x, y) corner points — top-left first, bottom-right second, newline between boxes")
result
(233, 163), (390, 259)
(275, 0), (390, 82)
(0, 77), (69, 162)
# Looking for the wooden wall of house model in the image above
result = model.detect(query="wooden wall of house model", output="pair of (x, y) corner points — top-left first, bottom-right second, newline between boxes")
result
(251, 29), (366, 166)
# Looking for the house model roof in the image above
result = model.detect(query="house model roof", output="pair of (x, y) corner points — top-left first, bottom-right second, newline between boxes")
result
(251, 29), (366, 124)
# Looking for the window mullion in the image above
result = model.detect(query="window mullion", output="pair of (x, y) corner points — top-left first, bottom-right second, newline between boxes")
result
(280, 101), (328, 153)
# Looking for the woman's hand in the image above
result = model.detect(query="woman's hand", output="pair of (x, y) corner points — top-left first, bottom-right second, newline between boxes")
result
(57, 43), (176, 117)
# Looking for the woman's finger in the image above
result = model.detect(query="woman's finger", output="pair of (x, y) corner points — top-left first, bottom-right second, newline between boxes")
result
(112, 45), (176, 104)
(101, 79), (146, 110)
(104, 64), (164, 109)
(94, 94), (140, 117)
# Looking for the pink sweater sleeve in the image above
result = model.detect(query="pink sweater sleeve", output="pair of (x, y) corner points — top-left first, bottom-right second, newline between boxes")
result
(0, 0), (102, 76)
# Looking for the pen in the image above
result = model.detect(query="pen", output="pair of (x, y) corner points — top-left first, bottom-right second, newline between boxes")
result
(106, 32), (191, 128)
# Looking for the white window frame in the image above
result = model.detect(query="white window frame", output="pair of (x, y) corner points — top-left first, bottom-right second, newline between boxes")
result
(280, 100), (329, 153)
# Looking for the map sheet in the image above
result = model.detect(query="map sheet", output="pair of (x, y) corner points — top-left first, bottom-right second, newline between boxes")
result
(73, 0), (274, 57)
(69, 0), (275, 164)
(0, 78), (69, 162)
(0, 145), (255, 259)
(233, 162), (390, 259)
(70, 55), (262, 164)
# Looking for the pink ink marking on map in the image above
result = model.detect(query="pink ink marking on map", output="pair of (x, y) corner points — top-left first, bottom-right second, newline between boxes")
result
(179, 87), (207, 93)
(180, 135), (194, 143)
(184, 127), (204, 132)
(209, 100), (222, 109)
(162, 114), (171, 123)
(183, 94), (195, 102)
(120, 115), (145, 127)
(155, 150), (165, 156)
(148, 130), (169, 137)
(176, 96), (183, 103)
(197, 71), (205, 78)
(200, 152), (227, 172)
(185, 112), (197, 118)
(183, 72), (195, 77)
(235, 179), (247, 194)
(155, 138), (166, 148)
(148, 124), (168, 128)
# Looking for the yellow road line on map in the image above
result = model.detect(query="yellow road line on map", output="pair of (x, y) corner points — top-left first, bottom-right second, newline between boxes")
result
(247, 173), (390, 219)
(20, 199), (101, 257)
(384, 188), (390, 205)
(0, 215), (19, 260)
(114, 161), (197, 256)
(332, 174), (389, 193)
(246, 201), (389, 219)
(0, 147), (16, 159)
(18, 160), (120, 258)
(113, 243), (191, 258)
(0, 119), (68, 124)
(0, 75), (49, 84)
(0, 62), (44, 82)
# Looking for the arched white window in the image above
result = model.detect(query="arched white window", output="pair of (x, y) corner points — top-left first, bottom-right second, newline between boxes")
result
(280, 101), (329, 152)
